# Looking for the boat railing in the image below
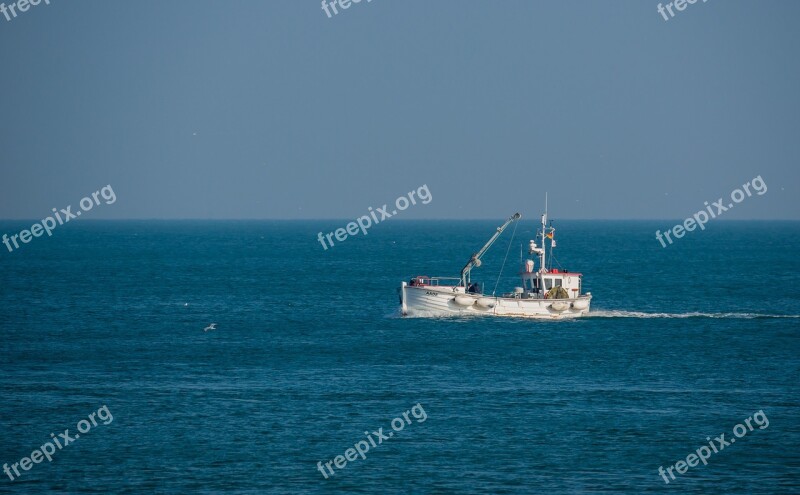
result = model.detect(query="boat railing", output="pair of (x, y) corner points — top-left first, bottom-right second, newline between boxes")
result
(411, 276), (462, 287)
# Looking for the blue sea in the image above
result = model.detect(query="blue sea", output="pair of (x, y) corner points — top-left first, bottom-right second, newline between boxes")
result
(1, 220), (798, 494)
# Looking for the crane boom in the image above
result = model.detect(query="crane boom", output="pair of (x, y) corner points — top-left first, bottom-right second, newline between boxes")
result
(460, 212), (521, 286)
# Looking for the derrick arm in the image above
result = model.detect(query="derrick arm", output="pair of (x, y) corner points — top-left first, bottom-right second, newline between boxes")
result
(460, 212), (521, 286)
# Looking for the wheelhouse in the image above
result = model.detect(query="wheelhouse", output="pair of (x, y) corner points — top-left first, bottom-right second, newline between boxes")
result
(520, 268), (582, 299)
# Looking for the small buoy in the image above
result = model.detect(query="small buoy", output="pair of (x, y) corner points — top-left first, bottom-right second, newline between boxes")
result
(476, 297), (496, 309)
(453, 295), (474, 307)
(572, 299), (589, 310)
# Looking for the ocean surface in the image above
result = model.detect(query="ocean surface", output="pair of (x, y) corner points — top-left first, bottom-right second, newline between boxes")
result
(0, 219), (798, 494)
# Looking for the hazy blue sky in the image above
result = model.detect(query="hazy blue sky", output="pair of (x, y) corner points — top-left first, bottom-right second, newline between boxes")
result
(0, 0), (797, 219)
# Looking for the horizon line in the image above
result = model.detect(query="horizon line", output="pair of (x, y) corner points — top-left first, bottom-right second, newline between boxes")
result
(1, 217), (798, 222)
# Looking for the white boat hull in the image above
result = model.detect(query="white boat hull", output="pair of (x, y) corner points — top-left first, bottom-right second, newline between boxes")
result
(400, 284), (591, 320)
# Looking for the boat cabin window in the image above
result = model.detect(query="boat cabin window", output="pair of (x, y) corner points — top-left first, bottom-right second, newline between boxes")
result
(544, 278), (553, 290)
(554, 279), (562, 287)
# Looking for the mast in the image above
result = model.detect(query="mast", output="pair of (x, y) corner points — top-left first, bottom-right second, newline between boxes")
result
(540, 209), (547, 275)
(460, 212), (521, 286)
(539, 194), (548, 291)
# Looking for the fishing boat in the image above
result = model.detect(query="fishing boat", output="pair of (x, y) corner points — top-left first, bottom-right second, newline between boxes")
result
(399, 207), (592, 319)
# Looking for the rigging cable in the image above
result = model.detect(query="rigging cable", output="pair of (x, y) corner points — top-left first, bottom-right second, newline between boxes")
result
(492, 219), (519, 296)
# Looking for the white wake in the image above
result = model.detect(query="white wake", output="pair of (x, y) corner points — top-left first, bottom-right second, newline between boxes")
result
(588, 310), (800, 319)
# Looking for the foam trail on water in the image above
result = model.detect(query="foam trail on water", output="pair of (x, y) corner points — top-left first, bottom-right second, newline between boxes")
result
(400, 310), (481, 319)
(589, 310), (800, 319)
(387, 309), (800, 320)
